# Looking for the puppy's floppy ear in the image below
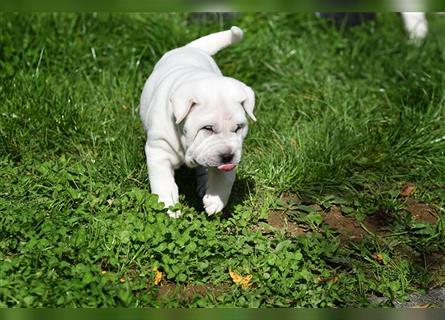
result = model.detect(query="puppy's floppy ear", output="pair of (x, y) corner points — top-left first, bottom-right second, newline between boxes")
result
(169, 87), (197, 124)
(240, 84), (256, 122)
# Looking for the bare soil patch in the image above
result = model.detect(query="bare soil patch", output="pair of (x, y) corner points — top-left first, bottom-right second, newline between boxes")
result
(404, 199), (438, 224)
(362, 206), (394, 235)
(259, 194), (440, 244)
(426, 251), (445, 287)
(267, 210), (307, 236)
(323, 205), (368, 240)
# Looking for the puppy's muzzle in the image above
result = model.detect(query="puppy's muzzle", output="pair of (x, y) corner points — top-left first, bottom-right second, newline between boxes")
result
(217, 152), (236, 172)
(220, 153), (234, 164)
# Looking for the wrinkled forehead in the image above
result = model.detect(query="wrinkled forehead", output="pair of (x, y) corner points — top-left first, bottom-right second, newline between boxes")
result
(189, 96), (246, 125)
(189, 78), (246, 122)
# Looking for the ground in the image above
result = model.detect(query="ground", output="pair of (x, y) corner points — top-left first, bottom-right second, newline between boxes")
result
(0, 13), (444, 307)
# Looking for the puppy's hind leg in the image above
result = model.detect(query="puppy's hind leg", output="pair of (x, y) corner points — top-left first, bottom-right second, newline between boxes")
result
(202, 168), (235, 216)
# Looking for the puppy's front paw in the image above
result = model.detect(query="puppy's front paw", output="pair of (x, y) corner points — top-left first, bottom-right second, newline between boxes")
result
(167, 209), (182, 218)
(203, 194), (225, 216)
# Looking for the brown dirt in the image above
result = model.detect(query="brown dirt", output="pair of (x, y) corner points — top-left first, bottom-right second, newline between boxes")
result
(396, 244), (445, 287)
(323, 205), (368, 240)
(427, 252), (445, 287)
(256, 193), (439, 244)
(404, 199), (438, 224)
(363, 206), (394, 234)
(267, 210), (307, 236)
(279, 192), (302, 204)
(323, 199), (439, 241)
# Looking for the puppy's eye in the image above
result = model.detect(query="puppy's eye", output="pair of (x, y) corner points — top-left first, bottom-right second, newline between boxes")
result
(201, 125), (214, 133)
(235, 124), (245, 133)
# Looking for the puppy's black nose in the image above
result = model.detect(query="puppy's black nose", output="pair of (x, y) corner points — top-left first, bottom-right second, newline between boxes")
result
(220, 153), (234, 164)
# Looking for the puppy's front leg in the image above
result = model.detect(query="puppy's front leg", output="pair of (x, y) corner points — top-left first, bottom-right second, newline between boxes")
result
(203, 167), (235, 215)
(145, 143), (180, 218)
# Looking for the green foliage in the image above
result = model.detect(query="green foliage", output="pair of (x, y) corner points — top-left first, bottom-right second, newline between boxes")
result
(1, 13), (444, 307)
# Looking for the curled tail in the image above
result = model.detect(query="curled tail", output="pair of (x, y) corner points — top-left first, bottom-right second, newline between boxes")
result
(186, 26), (243, 55)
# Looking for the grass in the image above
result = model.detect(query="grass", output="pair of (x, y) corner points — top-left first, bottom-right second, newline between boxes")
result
(1, 13), (444, 307)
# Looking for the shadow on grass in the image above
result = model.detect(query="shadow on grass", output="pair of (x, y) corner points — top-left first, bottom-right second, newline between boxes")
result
(175, 166), (255, 218)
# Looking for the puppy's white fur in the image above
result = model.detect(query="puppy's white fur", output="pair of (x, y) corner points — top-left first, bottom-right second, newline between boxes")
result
(140, 26), (255, 217)
(401, 12), (428, 43)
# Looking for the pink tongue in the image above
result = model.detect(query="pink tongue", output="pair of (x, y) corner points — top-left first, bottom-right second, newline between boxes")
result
(217, 164), (237, 172)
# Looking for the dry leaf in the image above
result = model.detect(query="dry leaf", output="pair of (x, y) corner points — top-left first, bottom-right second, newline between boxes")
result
(400, 184), (416, 197)
(229, 269), (252, 289)
(319, 276), (339, 283)
(154, 269), (164, 285)
(119, 277), (126, 283)
(303, 95), (316, 101)
(412, 304), (431, 308)
(372, 254), (385, 264)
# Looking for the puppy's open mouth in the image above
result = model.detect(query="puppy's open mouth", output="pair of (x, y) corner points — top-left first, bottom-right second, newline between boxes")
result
(217, 164), (237, 172)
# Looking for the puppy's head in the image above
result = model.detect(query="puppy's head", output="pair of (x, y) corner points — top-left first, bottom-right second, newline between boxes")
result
(170, 76), (255, 171)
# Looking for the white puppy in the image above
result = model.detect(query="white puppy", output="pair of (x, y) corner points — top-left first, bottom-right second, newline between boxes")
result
(140, 26), (255, 217)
